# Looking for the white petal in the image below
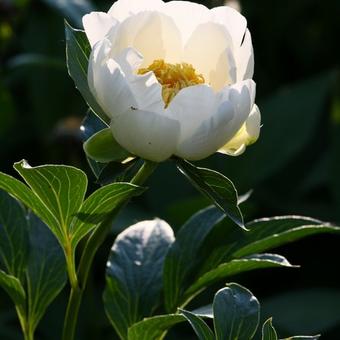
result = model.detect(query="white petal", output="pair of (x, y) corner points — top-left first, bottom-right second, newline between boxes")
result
(111, 11), (182, 66)
(210, 6), (247, 48)
(183, 22), (236, 90)
(172, 80), (256, 160)
(167, 85), (216, 145)
(225, 79), (256, 127)
(114, 48), (164, 112)
(174, 99), (236, 160)
(236, 29), (254, 81)
(82, 12), (117, 47)
(161, 1), (210, 44)
(108, 0), (164, 22)
(88, 40), (136, 119)
(219, 104), (261, 156)
(111, 108), (180, 162)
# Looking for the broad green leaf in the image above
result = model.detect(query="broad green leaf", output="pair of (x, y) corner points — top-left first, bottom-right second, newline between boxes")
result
(191, 305), (213, 318)
(83, 128), (131, 163)
(176, 159), (244, 229)
(185, 254), (294, 299)
(262, 318), (278, 340)
(163, 206), (225, 312)
(0, 188), (66, 335)
(0, 270), (26, 315)
(233, 216), (340, 258)
(179, 309), (214, 340)
(42, 0), (93, 27)
(14, 160), (87, 246)
(128, 314), (185, 340)
(201, 216), (340, 273)
(0, 190), (29, 281)
(26, 213), (66, 331)
(213, 283), (260, 340)
(104, 219), (175, 339)
(65, 21), (109, 123)
(70, 182), (145, 248)
(0, 172), (55, 237)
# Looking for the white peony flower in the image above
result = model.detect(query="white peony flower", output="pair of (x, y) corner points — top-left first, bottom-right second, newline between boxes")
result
(83, 0), (261, 162)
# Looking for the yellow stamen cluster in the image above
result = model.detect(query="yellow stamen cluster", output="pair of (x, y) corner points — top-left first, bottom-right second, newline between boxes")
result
(138, 59), (205, 107)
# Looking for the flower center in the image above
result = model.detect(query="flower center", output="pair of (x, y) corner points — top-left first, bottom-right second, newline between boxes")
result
(138, 59), (205, 107)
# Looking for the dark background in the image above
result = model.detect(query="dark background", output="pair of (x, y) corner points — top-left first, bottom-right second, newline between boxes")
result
(0, 0), (340, 339)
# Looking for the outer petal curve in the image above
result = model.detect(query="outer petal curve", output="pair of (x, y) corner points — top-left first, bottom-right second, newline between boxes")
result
(219, 104), (261, 156)
(108, 0), (164, 22)
(83, 12), (117, 48)
(171, 80), (256, 160)
(111, 108), (180, 162)
(88, 39), (137, 119)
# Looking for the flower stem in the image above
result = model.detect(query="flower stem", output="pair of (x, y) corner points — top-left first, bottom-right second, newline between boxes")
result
(62, 286), (82, 340)
(16, 307), (34, 340)
(62, 160), (157, 340)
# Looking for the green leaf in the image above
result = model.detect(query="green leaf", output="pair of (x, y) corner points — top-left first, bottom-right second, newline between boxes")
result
(13, 160), (87, 246)
(213, 283), (260, 340)
(128, 314), (185, 340)
(65, 21), (109, 124)
(0, 270), (26, 315)
(163, 206), (225, 312)
(26, 213), (67, 331)
(104, 219), (175, 339)
(70, 182), (145, 248)
(233, 216), (340, 258)
(262, 318), (278, 340)
(176, 159), (244, 229)
(0, 172), (54, 238)
(0, 190), (29, 281)
(185, 254), (294, 299)
(83, 128), (131, 163)
(179, 309), (215, 340)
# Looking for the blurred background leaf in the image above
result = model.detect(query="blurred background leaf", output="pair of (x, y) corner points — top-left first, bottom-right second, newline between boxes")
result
(0, 0), (339, 338)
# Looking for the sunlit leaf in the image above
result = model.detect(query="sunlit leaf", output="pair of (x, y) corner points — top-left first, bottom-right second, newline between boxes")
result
(128, 314), (185, 340)
(262, 318), (278, 340)
(185, 254), (294, 299)
(83, 128), (131, 163)
(176, 159), (244, 229)
(213, 283), (260, 340)
(179, 309), (214, 340)
(65, 21), (109, 123)
(14, 160), (87, 247)
(70, 182), (145, 248)
(104, 219), (174, 339)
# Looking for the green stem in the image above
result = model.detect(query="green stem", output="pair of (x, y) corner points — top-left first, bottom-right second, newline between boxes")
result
(16, 307), (34, 340)
(62, 160), (157, 340)
(62, 286), (82, 340)
(65, 240), (79, 290)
